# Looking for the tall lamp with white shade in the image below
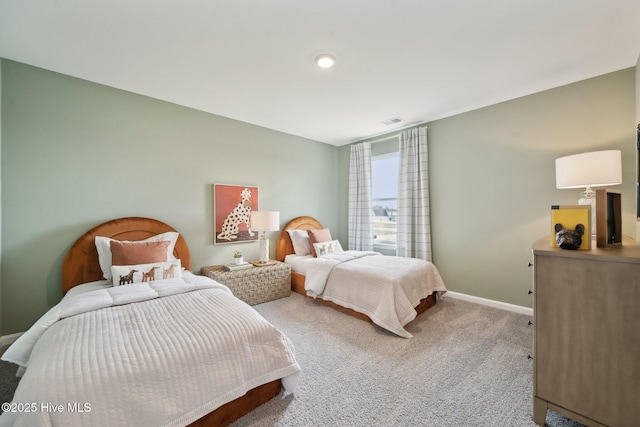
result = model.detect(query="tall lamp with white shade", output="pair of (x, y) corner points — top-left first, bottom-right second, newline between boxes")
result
(555, 150), (622, 238)
(250, 211), (280, 263)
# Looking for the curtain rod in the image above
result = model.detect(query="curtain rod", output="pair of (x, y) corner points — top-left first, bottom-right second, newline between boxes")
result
(369, 133), (400, 144)
(352, 121), (429, 145)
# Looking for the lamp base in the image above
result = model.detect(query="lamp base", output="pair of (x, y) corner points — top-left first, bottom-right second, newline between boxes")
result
(578, 194), (597, 241)
(258, 237), (270, 263)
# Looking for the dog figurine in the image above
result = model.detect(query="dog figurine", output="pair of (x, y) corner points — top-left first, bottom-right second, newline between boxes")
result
(554, 223), (585, 250)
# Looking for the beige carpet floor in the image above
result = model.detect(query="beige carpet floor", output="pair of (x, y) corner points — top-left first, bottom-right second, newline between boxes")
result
(232, 293), (584, 427)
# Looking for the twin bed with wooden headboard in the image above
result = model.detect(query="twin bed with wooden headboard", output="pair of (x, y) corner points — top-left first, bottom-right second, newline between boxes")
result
(276, 216), (447, 338)
(1, 217), (300, 427)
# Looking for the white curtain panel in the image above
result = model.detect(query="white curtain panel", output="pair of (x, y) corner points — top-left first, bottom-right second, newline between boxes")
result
(397, 127), (432, 261)
(348, 141), (374, 251)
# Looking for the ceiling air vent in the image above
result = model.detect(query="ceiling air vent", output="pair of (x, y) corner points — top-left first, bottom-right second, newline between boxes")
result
(380, 117), (405, 126)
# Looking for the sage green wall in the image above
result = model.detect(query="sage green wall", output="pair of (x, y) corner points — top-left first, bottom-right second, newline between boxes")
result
(0, 59), (339, 334)
(340, 68), (636, 308)
(635, 51), (640, 241)
(636, 53), (639, 240)
(1, 60), (636, 334)
(0, 62), (3, 335)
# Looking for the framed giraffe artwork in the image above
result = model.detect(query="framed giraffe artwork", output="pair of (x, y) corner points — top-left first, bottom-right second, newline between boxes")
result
(214, 184), (259, 244)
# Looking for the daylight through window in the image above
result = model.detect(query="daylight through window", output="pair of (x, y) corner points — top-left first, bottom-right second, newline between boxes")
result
(371, 153), (398, 248)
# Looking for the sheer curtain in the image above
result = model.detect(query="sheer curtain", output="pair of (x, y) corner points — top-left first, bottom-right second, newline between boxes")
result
(397, 126), (432, 261)
(348, 141), (373, 251)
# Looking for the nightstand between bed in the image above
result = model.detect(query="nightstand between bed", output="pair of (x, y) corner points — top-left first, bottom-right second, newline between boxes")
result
(200, 261), (291, 305)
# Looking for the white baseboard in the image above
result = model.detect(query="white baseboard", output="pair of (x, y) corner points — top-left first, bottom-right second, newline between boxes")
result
(445, 291), (533, 317)
(0, 333), (23, 354)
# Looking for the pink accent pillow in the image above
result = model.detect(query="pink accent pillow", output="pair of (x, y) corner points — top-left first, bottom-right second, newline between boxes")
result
(308, 228), (332, 257)
(110, 240), (171, 266)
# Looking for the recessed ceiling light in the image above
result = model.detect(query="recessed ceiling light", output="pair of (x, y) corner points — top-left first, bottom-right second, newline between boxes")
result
(315, 54), (336, 69)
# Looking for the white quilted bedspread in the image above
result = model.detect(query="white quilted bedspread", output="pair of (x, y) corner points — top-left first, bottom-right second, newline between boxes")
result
(1, 273), (300, 427)
(305, 252), (447, 338)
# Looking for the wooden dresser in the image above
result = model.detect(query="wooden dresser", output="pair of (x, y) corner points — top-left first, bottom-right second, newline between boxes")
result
(532, 237), (640, 427)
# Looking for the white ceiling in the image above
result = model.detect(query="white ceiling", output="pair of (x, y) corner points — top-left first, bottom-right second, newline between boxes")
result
(1, 1), (639, 146)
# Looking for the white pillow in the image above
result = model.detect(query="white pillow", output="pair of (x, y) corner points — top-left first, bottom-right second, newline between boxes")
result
(111, 259), (182, 286)
(287, 229), (312, 256)
(312, 240), (344, 257)
(96, 231), (179, 281)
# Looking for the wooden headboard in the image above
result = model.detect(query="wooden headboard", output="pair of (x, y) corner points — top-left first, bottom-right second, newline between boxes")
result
(275, 216), (323, 261)
(61, 217), (191, 293)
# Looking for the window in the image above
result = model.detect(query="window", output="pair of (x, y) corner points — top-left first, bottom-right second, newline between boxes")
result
(371, 153), (398, 247)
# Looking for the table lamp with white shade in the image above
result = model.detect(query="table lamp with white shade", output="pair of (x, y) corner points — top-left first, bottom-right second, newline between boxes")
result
(250, 211), (280, 263)
(555, 150), (622, 239)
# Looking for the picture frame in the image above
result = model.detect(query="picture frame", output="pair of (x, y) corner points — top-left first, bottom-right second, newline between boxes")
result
(550, 205), (591, 250)
(214, 184), (259, 244)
